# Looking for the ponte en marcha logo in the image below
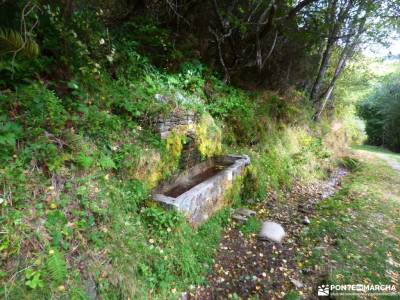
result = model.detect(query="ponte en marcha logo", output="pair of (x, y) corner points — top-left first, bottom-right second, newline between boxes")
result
(317, 284), (398, 297)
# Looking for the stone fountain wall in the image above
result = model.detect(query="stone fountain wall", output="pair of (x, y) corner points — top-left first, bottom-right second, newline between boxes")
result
(156, 109), (198, 139)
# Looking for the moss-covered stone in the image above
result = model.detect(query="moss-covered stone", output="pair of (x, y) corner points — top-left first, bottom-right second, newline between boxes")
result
(195, 113), (222, 159)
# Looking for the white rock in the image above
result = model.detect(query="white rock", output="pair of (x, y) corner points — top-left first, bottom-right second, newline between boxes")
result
(290, 278), (304, 288)
(258, 221), (286, 243)
(303, 216), (310, 225)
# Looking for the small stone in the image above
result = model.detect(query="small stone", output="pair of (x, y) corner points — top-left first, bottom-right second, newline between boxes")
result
(58, 285), (65, 292)
(235, 208), (256, 217)
(246, 198), (256, 204)
(290, 278), (304, 288)
(155, 94), (170, 103)
(303, 216), (311, 225)
(85, 278), (98, 300)
(258, 221), (286, 243)
(232, 214), (248, 222)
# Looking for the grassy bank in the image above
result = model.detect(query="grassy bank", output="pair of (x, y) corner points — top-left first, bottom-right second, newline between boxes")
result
(0, 59), (346, 299)
(0, 9), (355, 299)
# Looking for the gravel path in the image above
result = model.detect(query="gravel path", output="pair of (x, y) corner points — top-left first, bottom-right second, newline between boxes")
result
(377, 153), (400, 173)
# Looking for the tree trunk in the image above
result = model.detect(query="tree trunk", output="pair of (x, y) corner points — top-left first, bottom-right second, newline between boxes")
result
(309, 37), (335, 107)
(313, 57), (346, 120)
(314, 10), (367, 120)
(309, 0), (338, 106)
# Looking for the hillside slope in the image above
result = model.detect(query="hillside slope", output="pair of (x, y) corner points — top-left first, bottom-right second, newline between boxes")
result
(0, 4), (362, 299)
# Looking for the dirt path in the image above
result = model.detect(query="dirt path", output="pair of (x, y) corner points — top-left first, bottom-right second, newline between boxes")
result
(188, 168), (347, 300)
(355, 146), (400, 174)
(377, 153), (400, 173)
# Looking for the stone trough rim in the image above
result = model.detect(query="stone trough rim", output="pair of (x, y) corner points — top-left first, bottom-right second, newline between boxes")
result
(154, 154), (249, 201)
(152, 154), (250, 225)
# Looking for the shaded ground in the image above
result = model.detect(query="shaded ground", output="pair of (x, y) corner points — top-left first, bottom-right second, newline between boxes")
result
(187, 146), (400, 299)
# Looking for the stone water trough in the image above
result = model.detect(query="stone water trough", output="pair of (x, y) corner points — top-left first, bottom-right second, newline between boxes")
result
(153, 155), (250, 226)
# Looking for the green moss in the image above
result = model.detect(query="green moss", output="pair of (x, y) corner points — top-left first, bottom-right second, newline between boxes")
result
(224, 174), (245, 207)
(164, 129), (185, 173)
(195, 113), (222, 159)
(240, 165), (261, 201)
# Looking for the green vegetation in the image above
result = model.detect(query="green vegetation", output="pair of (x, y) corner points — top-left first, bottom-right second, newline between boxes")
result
(0, 1), (399, 299)
(358, 72), (400, 152)
(0, 3), (341, 299)
(299, 146), (400, 296)
(237, 217), (261, 237)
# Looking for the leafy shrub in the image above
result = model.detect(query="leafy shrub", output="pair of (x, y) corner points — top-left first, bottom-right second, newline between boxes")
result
(208, 87), (261, 144)
(115, 19), (180, 69)
(15, 84), (68, 135)
(338, 156), (361, 171)
(98, 153), (116, 170)
(142, 207), (183, 232)
(358, 73), (400, 152)
(178, 61), (205, 93)
(120, 179), (149, 211)
(45, 249), (67, 285)
(0, 115), (22, 161)
(0, 4), (340, 299)
(25, 269), (44, 289)
(75, 152), (94, 170)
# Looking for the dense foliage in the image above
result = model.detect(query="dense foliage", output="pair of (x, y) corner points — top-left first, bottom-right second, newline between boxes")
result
(1, 0), (399, 117)
(358, 73), (400, 152)
(0, 0), (398, 299)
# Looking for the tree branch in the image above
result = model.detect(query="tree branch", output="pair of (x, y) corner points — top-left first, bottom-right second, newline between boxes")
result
(209, 26), (232, 83)
(286, 0), (318, 19)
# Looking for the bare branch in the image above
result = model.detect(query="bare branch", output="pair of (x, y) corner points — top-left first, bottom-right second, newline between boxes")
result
(165, 0), (190, 26)
(209, 26), (232, 83)
(261, 30), (278, 69)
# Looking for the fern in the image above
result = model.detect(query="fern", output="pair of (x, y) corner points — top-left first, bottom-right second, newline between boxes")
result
(45, 250), (67, 284)
(0, 28), (39, 58)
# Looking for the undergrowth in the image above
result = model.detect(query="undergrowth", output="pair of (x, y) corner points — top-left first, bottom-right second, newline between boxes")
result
(0, 6), (348, 299)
